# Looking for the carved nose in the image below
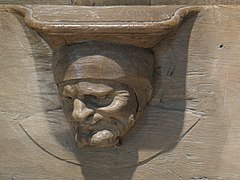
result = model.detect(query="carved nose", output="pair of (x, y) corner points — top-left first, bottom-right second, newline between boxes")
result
(72, 99), (94, 123)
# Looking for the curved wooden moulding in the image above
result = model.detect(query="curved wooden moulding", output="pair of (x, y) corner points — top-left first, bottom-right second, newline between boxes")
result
(5, 5), (201, 151)
(7, 5), (201, 48)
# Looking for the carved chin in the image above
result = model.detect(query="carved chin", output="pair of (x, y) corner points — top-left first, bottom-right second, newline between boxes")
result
(73, 115), (135, 148)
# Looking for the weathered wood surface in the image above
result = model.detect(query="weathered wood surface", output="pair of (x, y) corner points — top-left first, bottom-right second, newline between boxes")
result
(1, 0), (239, 5)
(72, 0), (151, 5)
(72, 0), (240, 5)
(151, 0), (240, 5)
(0, 0), (70, 5)
(0, 5), (240, 180)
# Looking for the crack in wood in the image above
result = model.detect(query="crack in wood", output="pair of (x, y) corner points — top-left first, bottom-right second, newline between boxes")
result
(168, 169), (184, 179)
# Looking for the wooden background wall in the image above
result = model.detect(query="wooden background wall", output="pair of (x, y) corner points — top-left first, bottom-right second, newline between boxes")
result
(1, 2), (240, 180)
(0, 0), (240, 5)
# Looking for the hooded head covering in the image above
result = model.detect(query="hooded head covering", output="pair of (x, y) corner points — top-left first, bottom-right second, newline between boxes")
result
(53, 41), (153, 113)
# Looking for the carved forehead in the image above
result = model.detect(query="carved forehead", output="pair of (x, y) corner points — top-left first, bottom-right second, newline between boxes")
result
(60, 80), (134, 97)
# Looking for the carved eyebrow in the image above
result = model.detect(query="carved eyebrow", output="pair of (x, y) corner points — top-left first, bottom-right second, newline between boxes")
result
(96, 90), (129, 114)
(75, 82), (114, 97)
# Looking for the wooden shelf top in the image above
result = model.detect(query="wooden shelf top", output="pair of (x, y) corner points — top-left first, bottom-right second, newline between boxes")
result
(6, 5), (201, 48)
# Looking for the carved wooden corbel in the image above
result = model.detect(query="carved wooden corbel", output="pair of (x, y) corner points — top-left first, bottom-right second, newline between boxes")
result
(6, 5), (201, 148)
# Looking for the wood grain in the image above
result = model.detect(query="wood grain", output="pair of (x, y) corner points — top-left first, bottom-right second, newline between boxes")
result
(72, 0), (240, 5)
(0, 0), (70, 5)
(0, 4), (240, 180)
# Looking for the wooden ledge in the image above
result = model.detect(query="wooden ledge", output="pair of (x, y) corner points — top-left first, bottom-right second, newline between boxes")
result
(6, 5), (201, 48)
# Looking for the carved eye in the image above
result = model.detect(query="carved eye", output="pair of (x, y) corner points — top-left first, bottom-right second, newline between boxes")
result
(82, 95), (114, 108)
(97, 90), (130, 114)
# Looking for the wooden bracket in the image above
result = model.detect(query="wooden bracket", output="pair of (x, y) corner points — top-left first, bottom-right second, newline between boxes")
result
(6, 5), (201, 148)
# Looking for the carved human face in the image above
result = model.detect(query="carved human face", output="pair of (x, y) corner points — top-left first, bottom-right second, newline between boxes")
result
(58, 80), (138, 147)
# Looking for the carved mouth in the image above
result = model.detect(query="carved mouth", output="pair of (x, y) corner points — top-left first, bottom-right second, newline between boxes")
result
(73, 119), (119, 147)
(75, 130), (116, 148)
(70, 113), (135, 148)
